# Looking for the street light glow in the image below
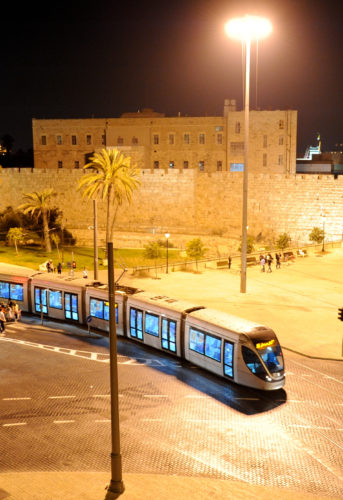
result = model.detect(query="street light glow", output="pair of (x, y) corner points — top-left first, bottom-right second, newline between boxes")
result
(225, 15), (272, 41)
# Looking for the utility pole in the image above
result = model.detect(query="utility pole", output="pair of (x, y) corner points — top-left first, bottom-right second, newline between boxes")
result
(105, 242), (124, 499)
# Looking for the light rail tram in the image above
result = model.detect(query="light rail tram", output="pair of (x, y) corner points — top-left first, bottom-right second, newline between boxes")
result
(0, 263), (285, 391)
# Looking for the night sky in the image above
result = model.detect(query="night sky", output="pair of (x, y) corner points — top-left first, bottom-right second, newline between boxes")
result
(1, 0), (342, 156)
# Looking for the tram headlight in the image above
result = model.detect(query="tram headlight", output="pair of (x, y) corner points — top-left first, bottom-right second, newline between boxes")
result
(265, 375), (272, 382)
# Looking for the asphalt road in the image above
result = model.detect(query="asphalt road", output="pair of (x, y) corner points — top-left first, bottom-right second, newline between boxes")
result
(0, 320), (342, 499)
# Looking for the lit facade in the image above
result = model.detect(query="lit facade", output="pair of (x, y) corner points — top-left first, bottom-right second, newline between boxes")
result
(32, 100), (297, 174)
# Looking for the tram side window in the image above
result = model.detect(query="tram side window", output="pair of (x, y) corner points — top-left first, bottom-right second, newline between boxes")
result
(224, 341), (234, 378)
(189, 327), (205, 355)
(145, 312), (159, 337)
(205, 334), (222, 362)
(0, 281), (23, 301)
(161, 318), (176, 353)
(65, 293), (79, 321)
(35, 287), (47, 313)
(130, 307), (143, 340)
(242, 346), (265, 378)
(49, 290), (62, 309)
(90, 298), (104, 319)
(0, 281), (10, 299)
(10, 283), (23, 301)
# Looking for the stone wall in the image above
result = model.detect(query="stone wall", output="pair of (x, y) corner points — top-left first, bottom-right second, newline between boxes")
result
(0, 168), (342, 246)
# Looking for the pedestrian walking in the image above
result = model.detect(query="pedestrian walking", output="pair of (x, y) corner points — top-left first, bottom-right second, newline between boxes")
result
(0, 307), (6, 334)
(260, 255), (266, 272)
(57, 262), (62, 274)
(275, 252), (281, 269)
(266, 253), (273, 273)
(228, 256), (232, 270)
(83, 267), (88, 279)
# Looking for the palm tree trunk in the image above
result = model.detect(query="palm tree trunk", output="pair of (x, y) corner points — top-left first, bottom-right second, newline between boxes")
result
(106, 186), (113, 247)
(42, 210), (52, 252)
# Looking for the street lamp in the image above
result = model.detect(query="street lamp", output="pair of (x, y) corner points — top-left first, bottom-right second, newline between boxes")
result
(225, 15), (272, 293)
(165, 232), (170, 273)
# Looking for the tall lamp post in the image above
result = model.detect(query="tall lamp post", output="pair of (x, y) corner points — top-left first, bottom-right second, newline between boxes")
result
(165, 232), (170, 273)
(225, 16), (272, 293)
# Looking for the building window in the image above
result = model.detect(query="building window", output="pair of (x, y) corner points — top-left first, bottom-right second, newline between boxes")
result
(57, 135), (62, 145)
(169, 134), (175, 145)
(169, 161), (174, 169)
(101, 134), (106, 145)
(279, 120), (284, 130)
(278, 154), (283, 165)
(263, 135), (268, 148)
(216, 126), (224, 131)
(74, 161), (80, 169)
(217, 161), (223, 171)
(235, 122), (241, 134)
(71, 135), (77, 145)
(184, 133), (190, 144)
(41, 136), (47, 145)
(230, 142), (244, 154)
(154, 161), (159, 169)
(58, 161), (63, 169)
(132, 136), (138, 145)
(117, 136), (123, 145)
(183, 160), (189, 169)
(153, 134), (159, 145)
(86, 135), (92, 145)
(217, 133), (223, 145)
(279, 136), (284, 145)
(263, 153), (267, 167)
(199, 134), (205, 144)
(199, 161), (205, 171)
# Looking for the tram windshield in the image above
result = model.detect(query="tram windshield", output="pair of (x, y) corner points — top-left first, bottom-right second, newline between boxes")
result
(254, 338), (284, 373)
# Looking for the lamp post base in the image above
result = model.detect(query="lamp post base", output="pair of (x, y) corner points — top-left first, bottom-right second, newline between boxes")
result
(105, 480), (125, 499)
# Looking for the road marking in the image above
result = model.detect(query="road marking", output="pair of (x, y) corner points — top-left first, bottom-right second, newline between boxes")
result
(3, 422), (27, 427)
(92, 394), (110, 398)
(48, 395), (76, 400)
(141, 418), (164, 422)
(143, 395), (168, 398)
(95, 419), (111, 423)
(3, 397), (32, 401)
(53, 420), (75, 424)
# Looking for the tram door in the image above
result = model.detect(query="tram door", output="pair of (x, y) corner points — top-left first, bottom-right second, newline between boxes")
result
(161, 318), (176, 353)
(224, 341), (234, 378)
(65, 293), (79, 321)
(130, 307), (143, 340)
(34, 287), (47, 313)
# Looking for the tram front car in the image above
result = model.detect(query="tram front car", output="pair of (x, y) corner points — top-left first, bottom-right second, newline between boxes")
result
(241, 327), (285, 390)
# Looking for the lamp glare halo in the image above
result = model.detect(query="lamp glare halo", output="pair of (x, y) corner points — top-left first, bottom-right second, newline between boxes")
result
(225, 15), (272, 41)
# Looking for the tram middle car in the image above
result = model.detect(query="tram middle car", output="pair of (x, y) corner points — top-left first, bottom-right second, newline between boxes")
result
(0, 264), (285, 391)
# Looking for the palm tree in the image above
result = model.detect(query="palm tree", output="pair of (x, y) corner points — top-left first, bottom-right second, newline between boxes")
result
(19, 188), (56, 252)
(77, 148), (140, 247)
(7, 227), (25, 255)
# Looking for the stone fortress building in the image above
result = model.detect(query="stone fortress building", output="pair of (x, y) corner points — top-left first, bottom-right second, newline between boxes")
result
(32, 99), (297, 175)
(0, 100), (342, 248)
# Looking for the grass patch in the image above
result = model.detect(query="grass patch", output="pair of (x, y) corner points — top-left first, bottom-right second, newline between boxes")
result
(0, 243), (183, 271)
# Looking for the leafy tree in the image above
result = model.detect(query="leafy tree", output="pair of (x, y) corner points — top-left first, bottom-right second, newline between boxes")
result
(77, 148), (140, 248)
(238, 235), (255, 254)
(309, 226), (324, 245)
(276, 232), (291, 250)
(186, 238), (207, 271)
(144, 241), (162, 278)
(7, 227), (25, 254)
(19, 188), (56, 253)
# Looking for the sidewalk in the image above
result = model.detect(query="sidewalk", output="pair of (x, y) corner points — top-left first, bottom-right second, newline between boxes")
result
(0, 471), (340, 500)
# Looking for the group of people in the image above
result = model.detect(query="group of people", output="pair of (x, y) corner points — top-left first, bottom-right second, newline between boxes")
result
(0, 300), (21, 334)
(260, 253), (282, 273)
